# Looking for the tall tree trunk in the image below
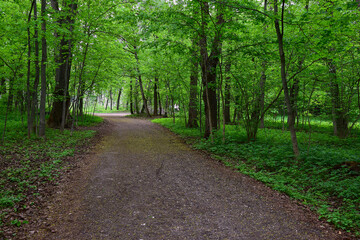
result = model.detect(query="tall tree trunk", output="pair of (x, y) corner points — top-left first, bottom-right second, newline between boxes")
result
(200, 2), (223, 138)
(26, 0), (35, 137)
(134, 79), (140, 114)
(274, 0), (300, 157)
(39, 0), (47, 137)
(116, 88), (122, 111)
(109, 88), (113, 110)
(259, 0), (268, 129)
(134, 46), (151, 117)
(153, 77), (158, 115)
(30, 1), (40, 135)
(130, 79), (134, 114)
(328, 61), (348, 138)
(187, 40), (199, 128)
(48, 0), (78, 128)
(158, 92), (162, 115)
(105, 97), (109, 110)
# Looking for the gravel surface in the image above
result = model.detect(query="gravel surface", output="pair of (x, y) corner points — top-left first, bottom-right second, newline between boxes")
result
(32, 116), (350, 240)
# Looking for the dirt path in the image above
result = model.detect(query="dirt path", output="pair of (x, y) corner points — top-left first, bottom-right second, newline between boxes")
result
(33, 116), (347, 239)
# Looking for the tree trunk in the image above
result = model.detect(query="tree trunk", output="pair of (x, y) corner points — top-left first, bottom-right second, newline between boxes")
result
(187, 40), (199, 128)
(158, 92), (162, 115)
(105, 97), (109, 110)
(116, 88), (122, 111)
(259, 0), (268, 129)
(328, 61), (348, 138)
(200, 2), (223, 139)
(274, 0), (300, 157)
(47, 0), (77, 128)
(26, 0), (35, 137)
(224, 63), (231, 124)
(134, 79), (140, 114)
(109, 88), (113, 110)
(30, 1), (40, 135)
(39, 0), (47, 137)
(134, 46), (151, 117)
(130, 79), (134, 114)
(153, 77), (158, 115)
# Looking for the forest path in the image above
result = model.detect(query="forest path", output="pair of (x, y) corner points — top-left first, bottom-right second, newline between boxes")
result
(34, 116), (343, 240)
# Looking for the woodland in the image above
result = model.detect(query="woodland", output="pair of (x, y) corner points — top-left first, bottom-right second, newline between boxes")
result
(0, 0), (360, 237)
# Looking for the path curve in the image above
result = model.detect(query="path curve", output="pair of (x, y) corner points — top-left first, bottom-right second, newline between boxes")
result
(33, 116), (346, 239)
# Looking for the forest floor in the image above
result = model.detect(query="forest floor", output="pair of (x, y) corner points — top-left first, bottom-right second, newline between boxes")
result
(29, 114), (353, 239)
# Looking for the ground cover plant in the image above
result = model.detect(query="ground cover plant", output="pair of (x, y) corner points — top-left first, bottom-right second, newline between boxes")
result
(152, 117), (360, 236)
(0, 113), (102, 239)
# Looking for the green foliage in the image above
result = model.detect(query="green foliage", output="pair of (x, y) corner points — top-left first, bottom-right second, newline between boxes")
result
(153, 117), (360, 235)
(0, 113), (99, 229)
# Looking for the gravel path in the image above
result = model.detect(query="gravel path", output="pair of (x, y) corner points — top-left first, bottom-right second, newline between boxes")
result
(33, 116), (346, 239)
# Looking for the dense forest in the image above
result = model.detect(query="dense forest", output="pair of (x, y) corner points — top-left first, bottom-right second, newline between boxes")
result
(1, 0), (360, 236)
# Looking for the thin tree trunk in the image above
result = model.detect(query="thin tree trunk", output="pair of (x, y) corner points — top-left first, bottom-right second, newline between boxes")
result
(26, 0), (35, 137)
(134, 46), (151, 117)
(109, 88), (113, 110)
(116, 88), (122, 111)
(154, 77), (158, 115)
(130, 79), (134, 114)
(259, 0), (268, 129)
(30, 1), (40, 135)
(158, 92), (162, 115)
(274, 0), (300, 157)
(39, 0), (47, 137)
(187, 40), (199, 128)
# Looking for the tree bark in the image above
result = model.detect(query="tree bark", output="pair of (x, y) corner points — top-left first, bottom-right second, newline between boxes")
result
(130, 79), (134, 114)
(30, 1), (40, 135)
(27, 0), (35, 137)
(328, 60), (348, 138)
(274, 0), (300, 157)
(199, 2), (223, 138)
(47, 0), (78, 128)
(116, 88), (122, 110)
(158, 92), (162, 115)
(134, 46), (151, 117)
(39, 0), (47, 137)
(153, 77), (158, 115)
(187, 40), (199, 128)
(109, 88), (113, 110)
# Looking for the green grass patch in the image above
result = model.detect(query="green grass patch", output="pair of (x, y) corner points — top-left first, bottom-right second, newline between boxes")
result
(152, 117), (360, 235)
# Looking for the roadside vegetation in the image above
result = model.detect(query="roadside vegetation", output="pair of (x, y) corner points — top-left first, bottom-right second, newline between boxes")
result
(153, 117), (360, 236)
(0, 112), (102, 239)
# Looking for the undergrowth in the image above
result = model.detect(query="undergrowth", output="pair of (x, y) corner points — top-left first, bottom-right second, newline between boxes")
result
(0, 113), (103, 239)
(152, 117), (360, 236)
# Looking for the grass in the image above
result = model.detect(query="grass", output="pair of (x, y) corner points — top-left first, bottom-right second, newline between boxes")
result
(152, 117), (360, 236)
(0, 112), (103, 238)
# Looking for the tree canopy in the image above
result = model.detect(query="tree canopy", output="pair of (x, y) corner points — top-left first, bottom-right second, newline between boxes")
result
(0, 0), (359, 153)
